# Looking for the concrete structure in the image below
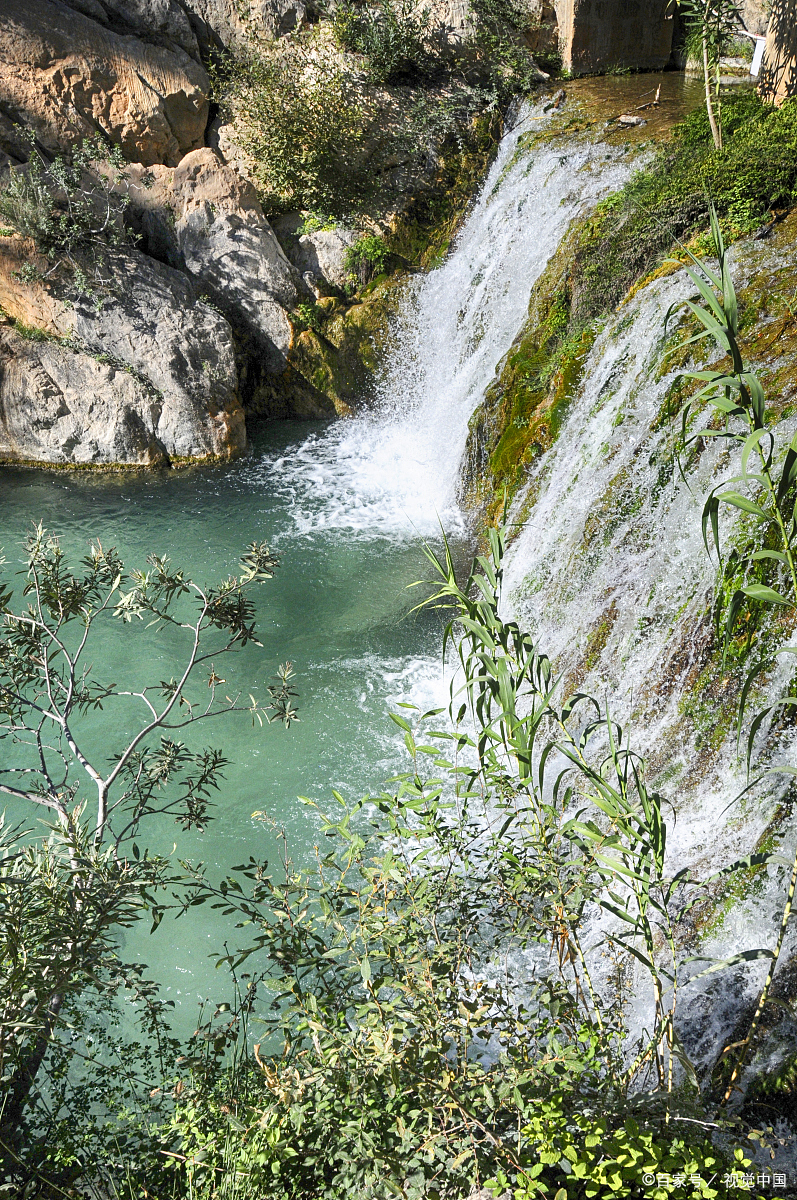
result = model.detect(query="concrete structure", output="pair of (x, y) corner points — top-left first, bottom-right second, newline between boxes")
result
(758, 0), (797, 104)
(555, 0), (675, 73)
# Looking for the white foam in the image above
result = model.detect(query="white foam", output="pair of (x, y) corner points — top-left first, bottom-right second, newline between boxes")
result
(246, 106), (635, 540)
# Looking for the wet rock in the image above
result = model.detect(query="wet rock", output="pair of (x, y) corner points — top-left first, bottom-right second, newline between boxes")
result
(0, 326), (170, 466)
(0, 0), (209, 165)
(0, 235), (246, 462)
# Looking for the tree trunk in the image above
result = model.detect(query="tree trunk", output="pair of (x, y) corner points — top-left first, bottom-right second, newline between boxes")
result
(1, 993), (62, 1148)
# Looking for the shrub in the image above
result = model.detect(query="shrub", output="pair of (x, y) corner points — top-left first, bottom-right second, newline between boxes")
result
(467, 0), (547, 100)
(332, 0), (435, 84)
(0, 137), (130, 289)
(344, 232), (392, 287)
(219, 34), (369, 214)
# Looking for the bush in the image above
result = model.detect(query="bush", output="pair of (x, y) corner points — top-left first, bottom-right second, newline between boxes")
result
(344, 232), (392, 286)
(493, 1098), (739, 1199)
(0, 137), (130, 289)
(332, 0), (435, 84)
(219, 34), (370, 214)
(467, 0), (547, 99)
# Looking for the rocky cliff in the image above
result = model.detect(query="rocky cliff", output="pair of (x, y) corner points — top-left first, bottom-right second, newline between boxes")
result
(0, 0), (792, 468)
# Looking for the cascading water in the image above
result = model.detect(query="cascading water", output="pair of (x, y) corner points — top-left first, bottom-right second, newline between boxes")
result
(258, 105), (636, 539)
(500, 229), (797, 1081)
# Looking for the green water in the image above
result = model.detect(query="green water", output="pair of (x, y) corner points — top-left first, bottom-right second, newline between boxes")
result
(0, 423), (466, 1023)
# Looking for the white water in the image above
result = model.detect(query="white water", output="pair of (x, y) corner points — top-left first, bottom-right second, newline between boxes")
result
(259, 103), (635, 539)
(500, 233), (797, 1078)
(254, 99), (797, 1086)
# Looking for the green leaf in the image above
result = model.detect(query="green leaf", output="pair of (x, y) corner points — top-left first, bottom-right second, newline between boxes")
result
(715, 492), (769, 519)
(741, 584), (792, 606)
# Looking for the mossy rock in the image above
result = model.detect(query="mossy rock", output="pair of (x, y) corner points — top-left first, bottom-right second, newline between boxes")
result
(461, 211), (594, 525)
(386, 110), (503, 271)
(280, 273), (406, 416)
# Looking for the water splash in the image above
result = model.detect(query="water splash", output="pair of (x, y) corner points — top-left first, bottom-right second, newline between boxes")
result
(255, 106), (636, 540)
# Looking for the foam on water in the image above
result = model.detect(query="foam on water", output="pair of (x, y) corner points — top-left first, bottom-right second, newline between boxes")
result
(247, 105), (635, 540)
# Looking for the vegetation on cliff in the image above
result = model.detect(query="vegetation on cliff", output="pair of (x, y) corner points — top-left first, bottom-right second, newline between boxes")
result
(466, 91), (797, 524)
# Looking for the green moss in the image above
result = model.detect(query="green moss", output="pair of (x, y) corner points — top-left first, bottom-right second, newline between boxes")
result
(571, 93), (797, 329)
(465, 92), (797, 532)
(461, 214), (598, 525)
(386, 110), (502, 270)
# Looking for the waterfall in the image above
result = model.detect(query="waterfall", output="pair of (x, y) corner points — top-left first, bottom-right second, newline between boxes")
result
(259, 100), (796, 1081)
(263, 103), (635, 539)
(501, 232), (797, 1074)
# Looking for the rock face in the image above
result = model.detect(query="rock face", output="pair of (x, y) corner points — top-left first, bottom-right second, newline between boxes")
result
(124, 149), (301, 375)
(0, 324), (171, 465)
(0, 0), (209, 166)
(758, 0), (797, 104)
(270, 215), (359, 292)
(62, 0), (202, 58)
(0, 236), (246, 462)
(179, 0), (310, 50)
(553, 0), (674, 73)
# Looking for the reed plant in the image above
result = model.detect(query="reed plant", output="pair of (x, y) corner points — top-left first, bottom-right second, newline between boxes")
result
(665, 205), (797, 1105)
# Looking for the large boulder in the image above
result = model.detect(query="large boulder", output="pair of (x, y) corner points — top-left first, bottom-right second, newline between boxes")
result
(178, 0), (310, 52)
(123, 149), (301, 374)
(120, 149), (352, 419)
(61, 0), (201, 59)
(0, 235), (246, 462)
(0, 323), (170, 466)
(270, 214), (359, 292)
(0, 0), (210, 166)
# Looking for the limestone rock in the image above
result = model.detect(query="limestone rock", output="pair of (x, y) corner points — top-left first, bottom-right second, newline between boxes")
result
(0, 235), (246, 462)
(63, 0), (201, 58)
(0, 325), (170, 466)
(271, 214), (359, 292)
(124, 149), (302, 373)
(179, 0), (310, 50)
(758, 0), (797, 104)
(0, 0), (210, 166)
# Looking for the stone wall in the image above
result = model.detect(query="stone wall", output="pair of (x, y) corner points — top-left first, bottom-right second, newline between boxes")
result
(758, 0), (797, 104)
(554, 0), (674, 73)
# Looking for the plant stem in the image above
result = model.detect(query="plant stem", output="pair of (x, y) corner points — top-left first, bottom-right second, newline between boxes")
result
(722, 835), (797, 1104)
(703, 27), (721, 149)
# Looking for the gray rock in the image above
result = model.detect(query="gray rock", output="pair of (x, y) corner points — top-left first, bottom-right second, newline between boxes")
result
(59, 0), (201, 58)
(0, 325), (170, 465)
(125, 149), (305, 374)
(293, 228), (359, 291)
(270, 214), (358, 292)
(64, 251), (247, 459)
(0, 236), (247, 462)
(179, 0), (309, 51)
